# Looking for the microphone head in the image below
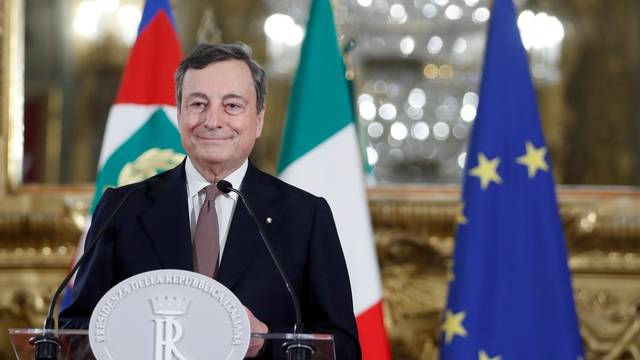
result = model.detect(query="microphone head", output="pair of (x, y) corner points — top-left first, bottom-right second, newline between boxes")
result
(216, 180), (233, 194)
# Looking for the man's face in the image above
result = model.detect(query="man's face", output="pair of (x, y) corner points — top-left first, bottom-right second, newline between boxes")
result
(177, 60), (264, 173)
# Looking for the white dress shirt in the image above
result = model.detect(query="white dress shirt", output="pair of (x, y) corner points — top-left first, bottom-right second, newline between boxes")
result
(185, 157), (248, 261)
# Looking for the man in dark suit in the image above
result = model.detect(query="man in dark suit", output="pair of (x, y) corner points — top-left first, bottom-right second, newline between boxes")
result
(60, 43), (361, 359)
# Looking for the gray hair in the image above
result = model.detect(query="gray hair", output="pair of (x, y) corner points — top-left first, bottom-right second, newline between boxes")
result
(175, 43), (267, 113)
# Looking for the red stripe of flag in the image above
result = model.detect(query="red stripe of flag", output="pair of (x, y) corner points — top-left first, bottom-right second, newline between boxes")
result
(357, 301), (392, 359)
(115, 10), (183, 106)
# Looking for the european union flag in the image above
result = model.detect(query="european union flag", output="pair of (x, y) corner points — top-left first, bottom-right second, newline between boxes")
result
(440, 0), (584, 359)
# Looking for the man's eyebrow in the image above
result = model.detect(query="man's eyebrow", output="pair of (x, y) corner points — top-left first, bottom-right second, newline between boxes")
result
(184, 92), (208, 100)
(221, 94), (249, 104)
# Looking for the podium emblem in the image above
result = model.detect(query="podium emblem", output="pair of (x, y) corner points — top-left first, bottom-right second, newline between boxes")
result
(89, 269), (250, 360)
(150, 296), (191, 360)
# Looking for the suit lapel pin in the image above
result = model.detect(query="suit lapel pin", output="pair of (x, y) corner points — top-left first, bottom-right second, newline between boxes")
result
(266, 217), (272, 224)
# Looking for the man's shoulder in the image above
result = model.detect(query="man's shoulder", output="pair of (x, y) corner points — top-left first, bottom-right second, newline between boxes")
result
(96, 163), (183, 209)
(109, 162), (180, 190)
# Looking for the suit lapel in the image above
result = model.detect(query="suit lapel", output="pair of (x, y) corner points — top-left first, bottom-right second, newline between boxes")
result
(139, 163), (193, 271)
(218, 164), (282, 289)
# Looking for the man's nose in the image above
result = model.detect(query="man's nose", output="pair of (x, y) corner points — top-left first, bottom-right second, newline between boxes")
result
(202, 105), (223, 128)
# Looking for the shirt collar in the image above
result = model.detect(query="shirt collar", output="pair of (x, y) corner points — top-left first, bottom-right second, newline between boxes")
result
(185, 157), (248, 199)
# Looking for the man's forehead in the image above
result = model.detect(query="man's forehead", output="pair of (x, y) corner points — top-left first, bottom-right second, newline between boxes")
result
(183, 60), (253, 83)
(182, 60), (255, 99)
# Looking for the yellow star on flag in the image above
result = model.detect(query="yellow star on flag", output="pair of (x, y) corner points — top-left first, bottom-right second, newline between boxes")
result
(456, 202), (467, 225)
(479, 350), (502, 360)
(469, 153), (502, 190)
(516, 141), (549, 178)
(442, 310), (468, 344)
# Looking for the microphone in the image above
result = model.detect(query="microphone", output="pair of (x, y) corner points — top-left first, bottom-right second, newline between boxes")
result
(34, 181), (152, 360)
(216, 180), (312, 360)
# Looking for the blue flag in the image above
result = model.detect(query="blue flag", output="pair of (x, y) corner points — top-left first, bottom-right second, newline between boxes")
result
(440, 0), (584, 359)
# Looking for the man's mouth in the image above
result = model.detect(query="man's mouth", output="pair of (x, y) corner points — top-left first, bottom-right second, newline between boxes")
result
(197, 134), (233, 141)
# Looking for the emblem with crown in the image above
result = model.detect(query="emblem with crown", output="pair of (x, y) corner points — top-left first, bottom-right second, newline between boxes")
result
(149, 296), (191, 316)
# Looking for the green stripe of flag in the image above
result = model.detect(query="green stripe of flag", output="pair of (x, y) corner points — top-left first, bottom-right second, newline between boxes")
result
(277, 0), (354, 173)
(91, 109), (184, 212)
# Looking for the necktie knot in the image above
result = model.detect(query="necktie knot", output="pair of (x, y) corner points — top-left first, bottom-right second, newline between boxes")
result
(202, 185), (221, 211)
(203, 184), (220, 201)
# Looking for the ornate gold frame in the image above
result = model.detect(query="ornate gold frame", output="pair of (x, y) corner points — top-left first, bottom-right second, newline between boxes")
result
(2, 1), (640, 359)
(0, 2), (92, 355)
(1, 0), (23, 193)
(368, 187), (640, 359)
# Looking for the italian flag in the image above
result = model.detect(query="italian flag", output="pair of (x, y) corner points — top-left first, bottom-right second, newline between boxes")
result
(62, 0), (184, 306)
(277, 0), (391, 358)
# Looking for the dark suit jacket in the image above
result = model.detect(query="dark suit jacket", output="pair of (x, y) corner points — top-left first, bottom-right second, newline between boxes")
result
(59, 162), (361, 359)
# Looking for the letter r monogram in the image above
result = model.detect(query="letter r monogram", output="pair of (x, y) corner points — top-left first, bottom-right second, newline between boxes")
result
(153, 316), (188, 360)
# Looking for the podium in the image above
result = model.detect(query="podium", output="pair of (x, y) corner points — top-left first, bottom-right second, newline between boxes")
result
(9, 329), (336, 359)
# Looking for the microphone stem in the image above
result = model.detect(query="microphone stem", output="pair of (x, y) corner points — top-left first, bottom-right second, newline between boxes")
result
(44, 183), (147, 330)
(44, 253), (85, 330)
(229, 188), (304, 334)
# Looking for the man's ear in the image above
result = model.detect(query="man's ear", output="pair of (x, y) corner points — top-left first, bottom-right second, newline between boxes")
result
(255, 106), (266, 138)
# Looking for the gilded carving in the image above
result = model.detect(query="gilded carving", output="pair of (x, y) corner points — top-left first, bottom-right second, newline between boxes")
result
(369, 189), (640, 360)
(0, 186), (638, 359)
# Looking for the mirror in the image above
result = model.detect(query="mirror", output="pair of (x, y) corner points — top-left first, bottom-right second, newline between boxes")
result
(5, 0), (640, 188)
(345, 0), (640, 185)
(7, 0), (277, 189)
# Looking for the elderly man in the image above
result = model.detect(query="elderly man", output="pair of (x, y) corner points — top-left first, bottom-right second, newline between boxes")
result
(60, 43), (361, 359)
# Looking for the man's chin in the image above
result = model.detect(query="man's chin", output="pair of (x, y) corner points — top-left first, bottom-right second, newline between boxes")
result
(195, 156), (229, 165)
(190, 153), (238, 168)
